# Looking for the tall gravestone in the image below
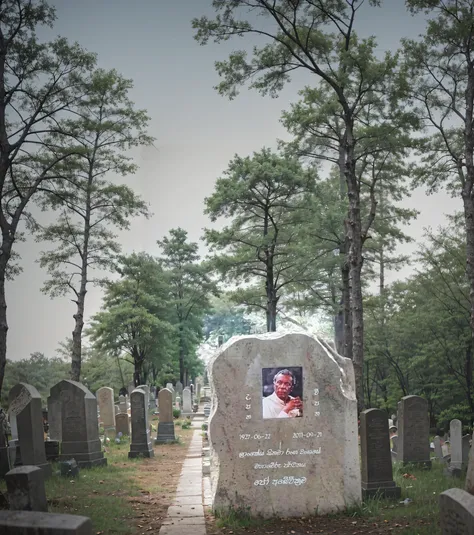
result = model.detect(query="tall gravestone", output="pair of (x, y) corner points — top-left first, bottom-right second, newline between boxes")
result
(466, 431), (474, 495)
(182, 387), (192, 415)
(208, 332), (360, 518)
(439, 488), (474, 534)
(397, 395), (431, 468)
(49, 380), (106, 468)
(136, 385), (150, 412)
(450, 419), (463, 470)
(166, 383), (176, 402)
(360, 409), (400, 498)
(155, 388), (175, 444)
(128, 388), (154, 458)
(96, 387), (115, 435)
(8, 384), (51, 477)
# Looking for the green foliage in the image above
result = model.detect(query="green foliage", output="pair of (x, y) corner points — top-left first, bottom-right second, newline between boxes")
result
(2, 353), (69, 406)
(87, 253), (176, 385)
(204, 148), (314, 330)
(173, 408), (181, 419)
(157, 228), (217, 382)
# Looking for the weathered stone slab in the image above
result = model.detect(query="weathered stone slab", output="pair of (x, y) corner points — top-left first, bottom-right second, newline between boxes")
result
(129, 389), (154, 458)
(463, 434), (471, 468)
(434, 436), (444, 462)
(439, 487), (474, 534)
(156, 388), (175, 444)
(0, 510), (92, 534)
(47, 395), (62, 441)
(9, 384), (51, 477)
(208, 332), (360, 518)
(360, 409), (400, 499)
(466, 431), (474, 495)
(50, 380), (106, 468)
(397, 395), (431, 468)
(116, 413), (130, 436)
(96, 387), (115, 434)
(182, 387), (192, 415)
(450, 419), (463, 470)
(5, 466), (48, 512)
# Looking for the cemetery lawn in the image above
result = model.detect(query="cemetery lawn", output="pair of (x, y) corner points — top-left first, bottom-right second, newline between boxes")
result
(205, 462), (466, 535)
(0, 418), (193, 535)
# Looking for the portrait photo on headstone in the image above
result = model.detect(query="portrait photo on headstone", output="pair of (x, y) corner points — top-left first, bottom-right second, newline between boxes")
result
(261, 366), (303, 419)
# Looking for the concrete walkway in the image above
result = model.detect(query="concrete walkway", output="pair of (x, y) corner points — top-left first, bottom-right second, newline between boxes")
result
(159, 427), (206, 535)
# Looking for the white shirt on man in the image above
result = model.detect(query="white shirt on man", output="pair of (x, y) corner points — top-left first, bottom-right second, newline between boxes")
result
(262, 392), (299, 419)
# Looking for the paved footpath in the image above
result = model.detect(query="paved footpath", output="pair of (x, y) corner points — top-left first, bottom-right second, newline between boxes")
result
(159, 423), (206, 535)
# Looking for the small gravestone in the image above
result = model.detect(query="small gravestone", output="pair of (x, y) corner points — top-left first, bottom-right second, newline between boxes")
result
(175, 396), (181, 411)
(96, 387), (115, 436)
(60, 459), (79, 478)
(0, 510), (93, 534)
(182, 387), (192, 415)
(450, 419), (463, 470)
(116, 413), (130, 436)
(155, 388), (175, 444)
(439, 487), (474, 534)
(44, 441), (59, 462)
(128, 389), (154, 458)
(463, 434), (471, 468)
(5, 466), (48, 512)
(175, 381), (183, 406)
(434, 436), (444, 462)
(466, 431), (474, 495)
(118, 395), (128, 414)
(8, 384), (51, 477)
(50, 380), (106, 468)
(397, 395), (431, 468)
(208, 332), (361, 518)
(360, 409), (400, 499)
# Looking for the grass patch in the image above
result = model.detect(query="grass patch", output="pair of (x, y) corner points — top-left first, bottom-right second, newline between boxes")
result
(214, 506), (265, 530)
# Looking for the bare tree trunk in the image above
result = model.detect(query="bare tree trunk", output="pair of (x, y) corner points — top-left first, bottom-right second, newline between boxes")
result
(179, 324), (185, 383)
(342, 259), (352, 360)
(0, 254), (8, 396)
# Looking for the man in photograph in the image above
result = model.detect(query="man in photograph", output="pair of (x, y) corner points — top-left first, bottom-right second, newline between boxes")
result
(262, 369), (303, 418)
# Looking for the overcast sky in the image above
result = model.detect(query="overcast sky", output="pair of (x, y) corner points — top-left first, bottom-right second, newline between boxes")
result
(6, 0), (459, 361)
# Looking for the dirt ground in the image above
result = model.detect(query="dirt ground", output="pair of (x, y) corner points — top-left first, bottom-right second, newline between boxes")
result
(204, 512), (435, 535)
(127, 426), (193, 535)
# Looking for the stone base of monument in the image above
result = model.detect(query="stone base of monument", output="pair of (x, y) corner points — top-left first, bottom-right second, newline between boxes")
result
(362, 481), (401, 499)
(402, 460), (432, 469)
(128, 445), (154, 459)
(60, 440), (107, 468)
(155, 422), (176, 444)
(35, 462), (53, 479)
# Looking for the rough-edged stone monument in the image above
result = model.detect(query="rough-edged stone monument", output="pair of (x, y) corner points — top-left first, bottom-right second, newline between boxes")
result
(128, 389), (154, 458)
(96, 387), (116, 435)
(5, 466), (48, 512)
(360, 408), (400, 499)
(155, 388), (175, 444)
(208, 332), (360, 518)
(397, 395), (431, 468)
(439, 487), (474, 534)
(50, 380), (106, 468)
(8, 383), (51, 477)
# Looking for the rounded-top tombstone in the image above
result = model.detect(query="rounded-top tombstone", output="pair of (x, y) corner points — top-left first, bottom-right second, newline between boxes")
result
(208, 332), (360, 518)
(49, 380), (107, 468)
(8, 383), (51, 477)
(155, 388), (175, 444)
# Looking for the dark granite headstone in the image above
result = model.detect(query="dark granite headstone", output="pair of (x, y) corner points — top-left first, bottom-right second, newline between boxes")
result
(50, 380), (107, 468)
(439, 487), (474, 534)
(360, 409), (400, 499)
(115, 413), (130, 436)
(128, 388), (154, 458)
(398, 395), (431, 468)
(5, 466), (48, 512)
(44, 440), (60, 462)
(8, 383), (51, 478)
